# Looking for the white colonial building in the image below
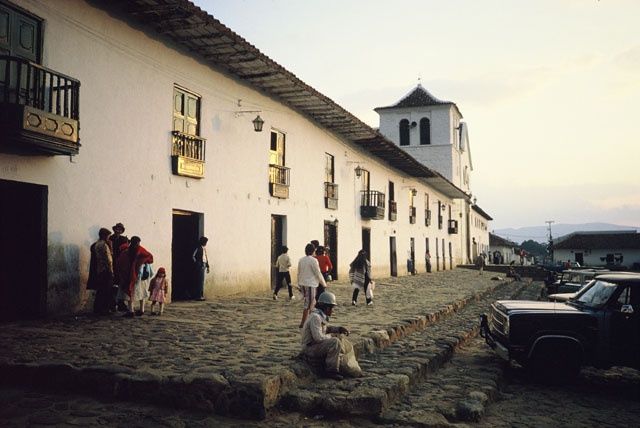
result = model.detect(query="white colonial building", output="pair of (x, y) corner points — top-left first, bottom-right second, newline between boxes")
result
(0, 0), (475, 319)
(489, 233), (519, 265)
(375, 84), (491, 264)
(553, 231), (640, 269)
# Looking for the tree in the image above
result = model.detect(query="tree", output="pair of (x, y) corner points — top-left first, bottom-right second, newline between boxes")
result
(520, 239), (547, 258)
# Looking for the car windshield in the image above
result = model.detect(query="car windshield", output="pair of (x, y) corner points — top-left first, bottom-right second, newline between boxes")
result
(574, 280), (619, 308)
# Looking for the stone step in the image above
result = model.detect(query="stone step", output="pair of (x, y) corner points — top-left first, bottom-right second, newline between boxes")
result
(376, 282), (544, 426)
(279, 281), (539, 419)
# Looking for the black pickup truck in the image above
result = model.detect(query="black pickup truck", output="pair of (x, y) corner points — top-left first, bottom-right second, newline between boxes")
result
(480, 273), (640, 378)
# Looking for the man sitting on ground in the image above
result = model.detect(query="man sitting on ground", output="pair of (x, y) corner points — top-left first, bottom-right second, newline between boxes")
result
(300, 291), (350, 380)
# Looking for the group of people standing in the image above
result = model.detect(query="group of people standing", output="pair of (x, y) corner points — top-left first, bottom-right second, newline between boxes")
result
(87, 223), (169, 317)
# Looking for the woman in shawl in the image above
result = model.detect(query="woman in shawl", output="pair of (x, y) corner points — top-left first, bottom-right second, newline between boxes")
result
(349, 250), (373, 306)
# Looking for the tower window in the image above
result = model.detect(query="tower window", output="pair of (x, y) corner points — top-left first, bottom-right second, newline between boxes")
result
(399, 119), (410, 146)
(419, 118), (431, 145)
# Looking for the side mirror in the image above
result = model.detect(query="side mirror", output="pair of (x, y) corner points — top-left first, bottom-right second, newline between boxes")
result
(621, 304), (634, 314)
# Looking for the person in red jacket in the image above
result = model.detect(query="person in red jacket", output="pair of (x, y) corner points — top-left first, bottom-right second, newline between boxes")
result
(117, 236), (153, 317)
(316, 246), (333, 282)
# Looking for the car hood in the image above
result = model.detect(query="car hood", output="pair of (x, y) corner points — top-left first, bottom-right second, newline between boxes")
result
(548, 292), (577, 302)
(494, 300), (581, 314)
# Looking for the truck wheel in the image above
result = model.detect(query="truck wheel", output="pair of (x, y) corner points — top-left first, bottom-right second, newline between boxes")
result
(527, 342), (582, 383)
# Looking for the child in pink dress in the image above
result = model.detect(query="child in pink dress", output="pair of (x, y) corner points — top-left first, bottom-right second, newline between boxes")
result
(149, 267), (169, 315)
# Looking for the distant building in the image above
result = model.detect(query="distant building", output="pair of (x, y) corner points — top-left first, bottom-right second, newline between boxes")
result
(553, 231), (640, 268)
(489, 233), (519, 265)
(375, 84), (491, 264)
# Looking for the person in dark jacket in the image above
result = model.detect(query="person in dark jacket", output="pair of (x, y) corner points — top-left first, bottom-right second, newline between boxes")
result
(192, 236), (209, 301)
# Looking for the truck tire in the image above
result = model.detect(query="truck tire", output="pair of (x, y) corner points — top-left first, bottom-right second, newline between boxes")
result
(527, 339), (582, 382)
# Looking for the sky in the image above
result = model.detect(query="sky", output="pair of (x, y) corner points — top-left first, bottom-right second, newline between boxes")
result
(192, 0), (640, 230)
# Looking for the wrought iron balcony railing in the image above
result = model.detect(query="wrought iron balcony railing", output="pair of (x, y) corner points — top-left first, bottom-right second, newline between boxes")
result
(409, 206), (417, 224)
(171, 131), (206, 178)
(0, 55), (80, 155)
(448, 219), (459, 234)
(269, 164), (290, 198)
(388, 200), (397, 221)
(360, 190), (385, 220)
(425, 209), (432, 227)
(324, 182), (338, 209)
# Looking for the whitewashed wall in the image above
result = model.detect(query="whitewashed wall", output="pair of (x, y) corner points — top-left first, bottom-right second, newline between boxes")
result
(554, 249), (640, 268)
(0, 0), (465, 312)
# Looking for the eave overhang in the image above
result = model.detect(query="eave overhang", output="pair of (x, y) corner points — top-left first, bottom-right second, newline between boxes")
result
(101, 0), (467, 199)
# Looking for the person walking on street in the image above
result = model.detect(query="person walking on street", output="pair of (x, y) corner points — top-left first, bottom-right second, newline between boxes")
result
(149, 267), (169, 315)
(109, 222), (129, 312)
(475, 253), (486, 275)
(300, 291), (350, 380)
(298, 243), (327, 328)
(350, 250), (373, 306)
(273, 245), (293, 300)
(425, 250), (432, 273)
(87, 228), (114, 315)
(192, 236), (209, 301)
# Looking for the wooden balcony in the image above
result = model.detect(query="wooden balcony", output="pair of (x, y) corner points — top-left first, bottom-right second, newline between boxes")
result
(448, 219), (459, 234)
(425, 209), (432, 227)
(269, 164), (290, 198)
(171, 131), (206, 178)
(409, 206), (417, 224)
(0, 55), (80, 155)
(324, 182), (338, 210)
(388, 200), (397, 221)
(360, 190), (385, 220)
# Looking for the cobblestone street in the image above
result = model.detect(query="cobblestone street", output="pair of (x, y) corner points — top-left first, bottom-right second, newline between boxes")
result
(0, 268), (509, 421)
(3, 268), (637, 427)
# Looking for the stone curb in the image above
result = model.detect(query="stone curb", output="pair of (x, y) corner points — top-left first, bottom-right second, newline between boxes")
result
(0, 279), (515, 421)
(279, 280), (528, 418)
(376, 282), (541, 426)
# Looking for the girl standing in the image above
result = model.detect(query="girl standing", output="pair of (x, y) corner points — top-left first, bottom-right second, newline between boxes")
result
(149, 267), (169, 315)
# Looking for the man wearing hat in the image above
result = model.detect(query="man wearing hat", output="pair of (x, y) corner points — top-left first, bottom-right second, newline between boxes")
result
(300, 291), (350, 380)
(109, 222), (129, 311)
(87, 228), (114, 315)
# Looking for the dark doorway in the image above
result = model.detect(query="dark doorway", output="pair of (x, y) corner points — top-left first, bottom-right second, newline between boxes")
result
(324, 221), (338, 280)
(449, 242), (453, 269)
(171, 210), (202, 300)
(389, 236), (397, 276)
(361, 228), (371, 261)
(425, 237), (430, 271)
(0, 179), (47, 320)
(409, 237), (416, 274)
(441, 239), (446, 271)
(575, 252), (584, 266)
(435, 237), (440, 271)
(271, 215), (285, 290)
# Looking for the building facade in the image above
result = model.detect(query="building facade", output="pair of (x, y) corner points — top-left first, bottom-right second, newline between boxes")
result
(375, 84), (490, 263)
(0, 0), (473, 320)
(553, 231), (640, 269)
(488, 233), (519, 265)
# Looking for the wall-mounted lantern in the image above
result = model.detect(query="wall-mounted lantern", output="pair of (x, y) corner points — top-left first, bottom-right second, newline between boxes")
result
(252, 115), (264, 132)
(355, 165), (363, 177)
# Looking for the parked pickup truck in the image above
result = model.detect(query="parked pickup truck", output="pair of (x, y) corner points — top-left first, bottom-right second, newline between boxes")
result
(544, 269), (605, 296)
(481, 273), (640, 378)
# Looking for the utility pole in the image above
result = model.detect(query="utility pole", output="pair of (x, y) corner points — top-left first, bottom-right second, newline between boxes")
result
(545, 220), (555, 263)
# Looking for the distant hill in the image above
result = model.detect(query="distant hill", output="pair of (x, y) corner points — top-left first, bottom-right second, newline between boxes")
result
(493, 223), (639, 244)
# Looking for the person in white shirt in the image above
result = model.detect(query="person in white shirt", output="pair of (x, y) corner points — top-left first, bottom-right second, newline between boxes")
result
(298, 243), (327, 328)
(300, 291), (349, 380)
(273, 245), (293, 300)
